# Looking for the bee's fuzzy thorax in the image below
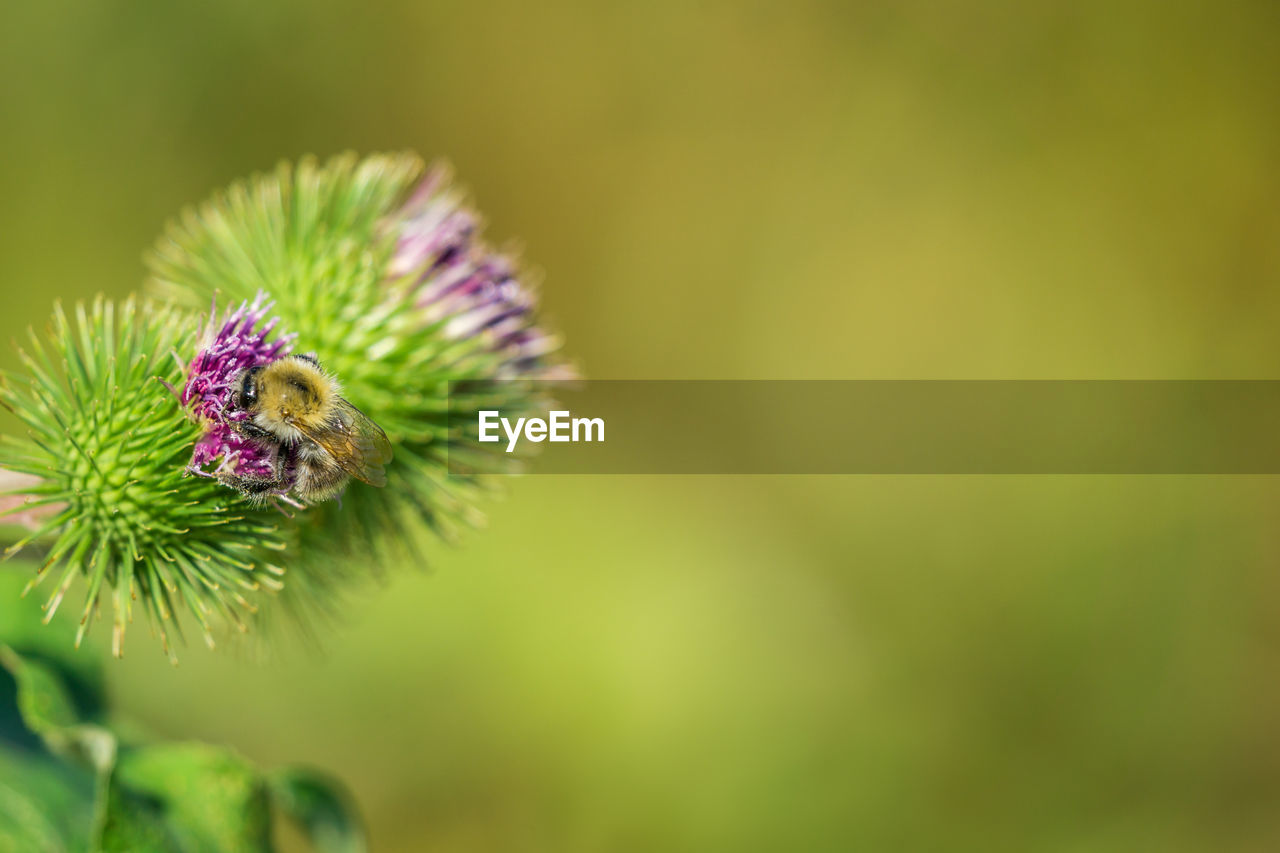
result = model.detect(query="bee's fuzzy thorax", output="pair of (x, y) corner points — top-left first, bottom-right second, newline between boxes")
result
(249, 357), (337, 438)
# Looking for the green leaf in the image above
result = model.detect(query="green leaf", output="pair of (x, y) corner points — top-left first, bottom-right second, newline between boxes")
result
(0, 568), (105, 727)
(271, 768), (366, 853)
(0, 748), (96, 853)
(0, 568), (368, 853)
(93, 776), (183, 853)
(0, 646), (115, 775)
(0, 646), (77, 734)
(0, 636), (102, 853)
(101, 743), (272, 853)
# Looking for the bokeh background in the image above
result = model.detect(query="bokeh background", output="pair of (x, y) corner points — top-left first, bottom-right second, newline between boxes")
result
(2, 1), (1280, 850)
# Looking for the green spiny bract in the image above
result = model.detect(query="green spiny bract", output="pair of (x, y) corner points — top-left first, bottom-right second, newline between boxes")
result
(0, 297), (286, 659)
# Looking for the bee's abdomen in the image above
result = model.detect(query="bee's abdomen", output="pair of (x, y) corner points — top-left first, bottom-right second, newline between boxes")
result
(295, 458), (349, 502)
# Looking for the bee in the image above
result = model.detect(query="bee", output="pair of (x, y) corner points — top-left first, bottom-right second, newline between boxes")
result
(220, 354), (393, 504)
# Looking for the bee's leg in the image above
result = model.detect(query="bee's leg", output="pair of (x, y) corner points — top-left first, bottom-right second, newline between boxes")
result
(273, 494), (306, 510)
(214, 471), (290, 503)
(212, 438), (297, 505)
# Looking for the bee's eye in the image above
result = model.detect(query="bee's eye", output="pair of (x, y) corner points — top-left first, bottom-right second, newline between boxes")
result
(240, 367), (261, 407)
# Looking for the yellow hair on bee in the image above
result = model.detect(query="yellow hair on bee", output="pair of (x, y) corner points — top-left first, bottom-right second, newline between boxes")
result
(251, 356), (339, 443)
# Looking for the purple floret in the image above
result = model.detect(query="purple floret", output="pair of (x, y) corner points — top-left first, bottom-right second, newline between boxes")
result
(181, 294), (295, 491)
(182, 294), (294, 422)
(190, 425), (281, 480)
(388, 165), (574, 380)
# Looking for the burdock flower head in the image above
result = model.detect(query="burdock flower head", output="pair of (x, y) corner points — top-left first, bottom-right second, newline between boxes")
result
(150, 154), (572, 574)
(0, 152), (574, 658)
(0, 298), (286, 660)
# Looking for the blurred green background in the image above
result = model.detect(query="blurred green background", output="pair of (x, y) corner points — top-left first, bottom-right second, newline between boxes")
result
(2, 1), (1279, 850)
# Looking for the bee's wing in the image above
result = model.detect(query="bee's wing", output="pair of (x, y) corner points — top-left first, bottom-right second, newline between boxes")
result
(298, 399), (394, 487)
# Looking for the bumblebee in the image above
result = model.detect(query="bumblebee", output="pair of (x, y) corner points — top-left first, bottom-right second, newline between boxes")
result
(222, 355), (393, 503)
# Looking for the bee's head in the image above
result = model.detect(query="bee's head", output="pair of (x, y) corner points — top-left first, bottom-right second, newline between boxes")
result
(234, 356), (330, 443)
